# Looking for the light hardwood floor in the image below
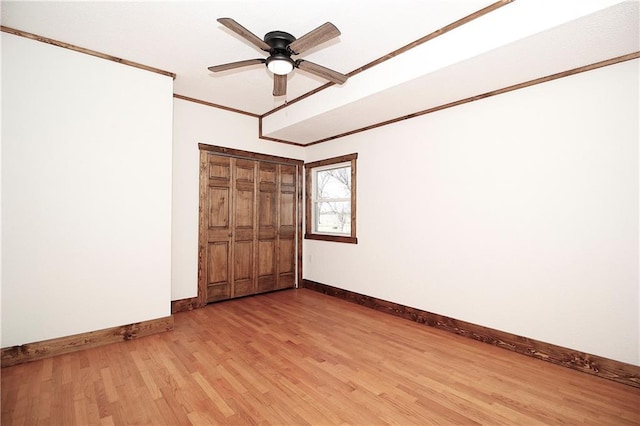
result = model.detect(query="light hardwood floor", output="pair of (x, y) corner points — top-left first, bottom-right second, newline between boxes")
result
(2, 289), (639, 425)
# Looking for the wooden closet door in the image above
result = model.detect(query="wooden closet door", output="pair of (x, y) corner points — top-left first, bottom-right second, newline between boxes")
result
(277, 164), (297, 290)
(199, 147), (300, 304)
(203, 154), (233, 303)
(257, 162), (277, 293)
(232, 159), (257, 298)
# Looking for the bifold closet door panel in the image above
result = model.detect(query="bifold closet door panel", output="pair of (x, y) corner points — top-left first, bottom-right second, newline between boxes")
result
(257, 162), (277, 294)
(204, 154), (233, 303)
(232, 159), (257, 298)
(278, 164), (297, 290)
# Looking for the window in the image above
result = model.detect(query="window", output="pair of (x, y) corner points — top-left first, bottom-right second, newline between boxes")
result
(305, 153), (357, 244)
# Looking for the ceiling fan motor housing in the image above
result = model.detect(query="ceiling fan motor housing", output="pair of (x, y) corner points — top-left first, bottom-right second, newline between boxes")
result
(264, 31), (296, 53)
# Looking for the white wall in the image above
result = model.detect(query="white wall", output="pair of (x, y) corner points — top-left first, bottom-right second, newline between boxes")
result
(304, 59), (639, 366)
(171, 98), (304, 300)
(5, 29), (634, 369)
(1, 33), (173, 347)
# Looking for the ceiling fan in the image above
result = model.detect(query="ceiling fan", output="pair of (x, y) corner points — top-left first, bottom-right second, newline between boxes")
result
(208, 18), (348, 97)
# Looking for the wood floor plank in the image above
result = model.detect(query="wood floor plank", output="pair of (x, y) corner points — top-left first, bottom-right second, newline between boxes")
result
(37, 375), (53, 422)
(152, 394), (188, 425)
(74, 394), (91, 425)
(2, 289), (639, 425)
(157, 386), (192, 424)
(100, 415), (115, 426)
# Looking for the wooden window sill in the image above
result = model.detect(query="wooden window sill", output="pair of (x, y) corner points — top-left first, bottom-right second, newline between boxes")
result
(305, 233), (358, 244)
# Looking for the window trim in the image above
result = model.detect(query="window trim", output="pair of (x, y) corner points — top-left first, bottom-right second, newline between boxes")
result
(305, 153), (357, 244)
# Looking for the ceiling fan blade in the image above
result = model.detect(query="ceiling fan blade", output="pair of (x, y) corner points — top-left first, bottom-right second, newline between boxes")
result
(273, 74), (287, 96)
(296, 60), (348, 84)
(208, 58), (265, 72)
(217, 18), (270, 51)
(288, 22), (340, 55)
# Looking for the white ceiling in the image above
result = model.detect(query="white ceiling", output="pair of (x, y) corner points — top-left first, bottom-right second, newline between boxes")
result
(2, 0), (638, 144)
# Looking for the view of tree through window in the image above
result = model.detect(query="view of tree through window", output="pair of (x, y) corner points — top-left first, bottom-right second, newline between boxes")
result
(315, 165), (351, 234)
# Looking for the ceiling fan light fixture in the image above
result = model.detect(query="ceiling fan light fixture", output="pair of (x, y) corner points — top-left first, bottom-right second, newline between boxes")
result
(266, 54), (294, 75)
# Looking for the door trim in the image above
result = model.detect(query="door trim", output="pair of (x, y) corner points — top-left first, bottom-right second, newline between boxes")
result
(198, 144), (303, 165)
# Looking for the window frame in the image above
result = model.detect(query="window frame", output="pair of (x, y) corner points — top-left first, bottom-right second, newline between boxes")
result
(305, 153), (357, 244)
